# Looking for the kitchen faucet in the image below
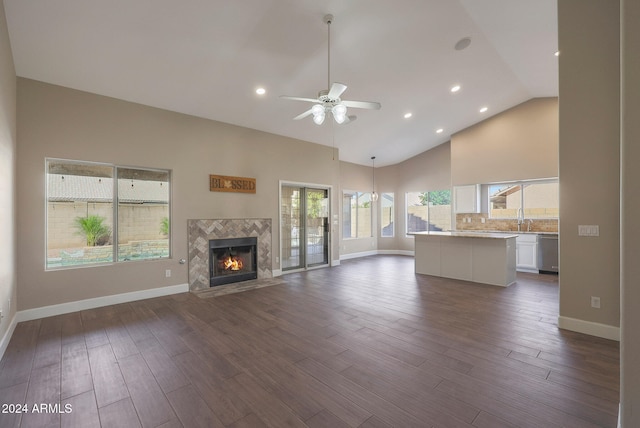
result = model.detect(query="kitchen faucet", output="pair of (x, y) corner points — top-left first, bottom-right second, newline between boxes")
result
(517, 207), (523, 232)
(516, 208), (533, 232)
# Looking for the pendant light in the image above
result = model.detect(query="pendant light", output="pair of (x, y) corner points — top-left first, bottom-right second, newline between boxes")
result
(371, 156), (379, 202)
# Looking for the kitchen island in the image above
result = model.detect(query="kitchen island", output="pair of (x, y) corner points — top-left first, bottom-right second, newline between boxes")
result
(411, 231), (517, 287)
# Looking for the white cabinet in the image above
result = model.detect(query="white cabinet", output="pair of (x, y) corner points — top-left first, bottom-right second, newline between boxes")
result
(516, 234), (538, 273)
(454, 185), (480, 213)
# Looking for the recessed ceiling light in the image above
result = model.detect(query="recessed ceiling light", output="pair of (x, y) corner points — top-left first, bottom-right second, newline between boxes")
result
(454, 37), (471, 51)
(436, 128), (444, 134)
(404, 112), (413, 119)
(256, 87), (266, 95)
(450, 85), (461, 93)
(479, 106), (488, 113)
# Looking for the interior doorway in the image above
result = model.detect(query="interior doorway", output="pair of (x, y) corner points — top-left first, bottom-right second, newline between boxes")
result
(280, 183), (330, 271)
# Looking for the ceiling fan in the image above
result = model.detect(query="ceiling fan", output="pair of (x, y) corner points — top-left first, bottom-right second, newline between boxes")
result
(280, 14), (381, 125)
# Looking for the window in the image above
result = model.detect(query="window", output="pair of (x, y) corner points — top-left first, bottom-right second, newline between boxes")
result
(117, 168), (171, 261)
(406, 190), (452, 234)
(342, 191), (372, 238)
(46, 159), (170, 269)
(489, 180), (558, 219)
(381, 192), (394, 237)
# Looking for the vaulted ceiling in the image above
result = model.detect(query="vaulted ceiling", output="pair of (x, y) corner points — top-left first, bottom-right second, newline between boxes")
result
(4, 0), (558, 167)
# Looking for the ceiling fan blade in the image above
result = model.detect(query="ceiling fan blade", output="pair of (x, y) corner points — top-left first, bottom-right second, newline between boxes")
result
(342, 100), (382, 110)
(293, 109), (314, 120)
(280, 95), (319, 103)
(327, 82), (348, 99)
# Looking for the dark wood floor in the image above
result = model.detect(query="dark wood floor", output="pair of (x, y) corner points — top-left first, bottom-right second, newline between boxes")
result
(0, 255), (619, 427)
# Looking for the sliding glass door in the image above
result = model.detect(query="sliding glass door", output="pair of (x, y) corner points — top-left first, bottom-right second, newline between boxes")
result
(281, 184), (330, 271)
(305, 188), (329, 267)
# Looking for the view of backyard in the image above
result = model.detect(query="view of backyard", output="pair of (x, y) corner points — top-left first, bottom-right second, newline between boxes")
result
(46, 160), (170, 268)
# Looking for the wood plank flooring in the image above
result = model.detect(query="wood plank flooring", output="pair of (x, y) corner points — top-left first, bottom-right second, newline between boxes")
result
(0, 255), (619, 427)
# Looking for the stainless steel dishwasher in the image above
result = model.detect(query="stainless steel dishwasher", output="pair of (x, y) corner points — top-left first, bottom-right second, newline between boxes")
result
(538, 234), (559, 273)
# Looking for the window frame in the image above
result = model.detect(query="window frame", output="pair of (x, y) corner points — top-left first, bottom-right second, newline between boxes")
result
(380, 192), (395, 238)
(342, 190), (373, 239)
(405, 189), (452, 235)
(45, 158), (172, 270)
(488, 178), (559, 220)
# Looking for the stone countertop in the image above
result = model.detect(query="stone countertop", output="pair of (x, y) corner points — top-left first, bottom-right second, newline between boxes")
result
(456, 230), (559, 236)
(410, 231), (519, 239)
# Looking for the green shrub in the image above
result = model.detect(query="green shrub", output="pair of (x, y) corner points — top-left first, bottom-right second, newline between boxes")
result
(74, 215), (111, 246)
(160, 217), (169, 236)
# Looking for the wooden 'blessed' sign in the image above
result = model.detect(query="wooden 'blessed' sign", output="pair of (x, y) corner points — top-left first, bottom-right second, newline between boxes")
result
(209, 174), (256, 194)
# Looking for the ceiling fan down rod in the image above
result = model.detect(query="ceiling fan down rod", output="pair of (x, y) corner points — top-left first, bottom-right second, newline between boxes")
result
(324, 14), (333, 92)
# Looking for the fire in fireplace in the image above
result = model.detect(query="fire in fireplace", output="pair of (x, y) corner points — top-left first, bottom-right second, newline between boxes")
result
(222, 256), (243, 271)
(209, 237), (258, 286)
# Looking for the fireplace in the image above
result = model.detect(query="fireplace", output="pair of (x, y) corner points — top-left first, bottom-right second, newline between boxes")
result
(209, 237), (258, 286)
(188, 219), (272, 292)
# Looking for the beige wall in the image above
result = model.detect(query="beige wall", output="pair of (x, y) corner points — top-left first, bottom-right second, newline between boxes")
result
(558, 0), (620, 333)
(0, 0), (17, 344)
(339, 161), (377, 255)
(16, 78), (341, 310)
(621, 0), (640, 424)
(451, 97), (559, 185)
(339, 143), (452, 255)
(377, 142), (452, 252)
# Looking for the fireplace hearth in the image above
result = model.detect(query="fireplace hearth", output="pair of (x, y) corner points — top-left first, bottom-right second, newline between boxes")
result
(209, 237), (258, 286)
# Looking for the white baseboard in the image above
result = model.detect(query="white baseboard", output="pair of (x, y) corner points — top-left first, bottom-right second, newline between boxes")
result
(340, 250), (378, 261)
(618, 402), (621, 428)
(516, 267), (539, 274)
(331, 259), (340, 267)
(340, 250), (414, 261)
(272, 269), (282, 277)
(558, 316), (620, 341)
(0, 315), (18, 361)
(377, 249), (415, 257)
(16, 283), (189, 323)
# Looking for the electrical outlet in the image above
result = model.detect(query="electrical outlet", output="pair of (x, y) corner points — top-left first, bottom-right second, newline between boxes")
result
(165, 269), (171, 278)
(275, 256), (279, 263)
(591, 296), (601, 309)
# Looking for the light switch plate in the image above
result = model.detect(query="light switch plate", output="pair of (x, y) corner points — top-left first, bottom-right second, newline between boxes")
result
(579, 225), (600, 236)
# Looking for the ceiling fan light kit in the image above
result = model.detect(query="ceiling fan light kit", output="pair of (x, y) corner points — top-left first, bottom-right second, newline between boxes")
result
(311, 104), (325, 124)
(332, 104), (347, 123)
(280, 14), (381, 125)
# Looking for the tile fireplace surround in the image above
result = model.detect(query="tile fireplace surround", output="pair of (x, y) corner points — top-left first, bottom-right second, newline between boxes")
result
(188, 218), (272, 292)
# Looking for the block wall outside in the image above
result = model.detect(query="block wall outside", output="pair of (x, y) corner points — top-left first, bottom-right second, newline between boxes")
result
(47, 201), (168, 249)
(407, 205), (451, 232)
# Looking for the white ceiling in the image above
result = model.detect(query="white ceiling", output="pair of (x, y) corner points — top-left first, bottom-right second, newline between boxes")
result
(4, 0), (558, 167)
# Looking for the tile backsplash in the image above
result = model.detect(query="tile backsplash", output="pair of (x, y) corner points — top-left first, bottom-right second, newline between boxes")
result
(456, 213), (558, 233)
